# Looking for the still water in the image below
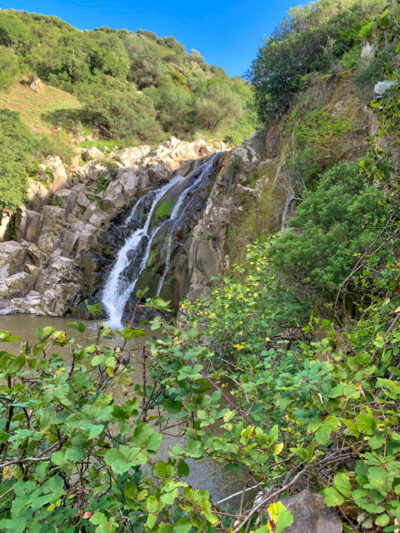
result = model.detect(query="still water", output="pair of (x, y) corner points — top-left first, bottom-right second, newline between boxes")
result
(0, 314), (251, 508)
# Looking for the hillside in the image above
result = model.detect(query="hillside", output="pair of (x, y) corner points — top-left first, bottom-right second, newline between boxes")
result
(0, 9), (257, 145)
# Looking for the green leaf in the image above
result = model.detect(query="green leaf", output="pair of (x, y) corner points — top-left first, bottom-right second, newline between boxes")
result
(334, 472), (352, 498)
(322, 487), (344, 506)
(66, 321), (86, 333)
(104, 445), (144, 474)
(177, 459), (190, 477)
(34, 327), (55, 341)
(146, 495), (160, 514)
(146, 514), (157, 529)
(267, 502), (294, 533)
(85, 300), (101, 318)
(154, 461), (175, 479)
(356, 413), (376, 435)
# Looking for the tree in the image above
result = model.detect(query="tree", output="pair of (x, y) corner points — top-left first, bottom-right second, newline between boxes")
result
(192, 82), (243, 133)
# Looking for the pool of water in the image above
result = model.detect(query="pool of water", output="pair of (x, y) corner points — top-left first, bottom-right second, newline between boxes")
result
(0, 314), (253, 509)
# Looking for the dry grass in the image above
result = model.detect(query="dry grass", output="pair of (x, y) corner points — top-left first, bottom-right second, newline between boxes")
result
(0, 81), (82, 141)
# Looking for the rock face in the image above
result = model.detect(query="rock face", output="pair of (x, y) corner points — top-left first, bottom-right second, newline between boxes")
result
(185, 132), (268, 301)
(0, 137), (218, 317)
(281, 490), (342, 533)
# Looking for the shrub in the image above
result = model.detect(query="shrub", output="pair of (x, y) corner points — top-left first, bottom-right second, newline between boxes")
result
(0, 110), (42, 211)
(268, 161), (389, 299)
(0, 46), (19, 90)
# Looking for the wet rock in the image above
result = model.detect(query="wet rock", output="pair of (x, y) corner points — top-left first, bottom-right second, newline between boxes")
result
(281, 490), (342, 533)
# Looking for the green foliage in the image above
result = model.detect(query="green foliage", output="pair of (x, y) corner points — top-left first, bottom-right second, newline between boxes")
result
(182, 241), (309, 361)
(0, 9), (257, 143)
(0, 109), (43, 211)
(268, 160), (391, 299)
(0, 322), (221, 532)
(0, 47), (19, 91)
(283, 108), (355, 192)
(249, 0), (385, 120)
(79, 79), (161, 141)
(354, 43), (398, 92)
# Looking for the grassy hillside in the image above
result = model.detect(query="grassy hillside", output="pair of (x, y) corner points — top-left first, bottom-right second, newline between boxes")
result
(0, 10), (258, 145)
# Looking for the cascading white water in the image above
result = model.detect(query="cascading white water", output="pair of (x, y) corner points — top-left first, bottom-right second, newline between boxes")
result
(102, 175), (183, 328)
(102, 154), (218, 328)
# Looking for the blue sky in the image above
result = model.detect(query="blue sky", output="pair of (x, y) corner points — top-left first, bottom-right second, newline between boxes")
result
(3, 0), (307, 76)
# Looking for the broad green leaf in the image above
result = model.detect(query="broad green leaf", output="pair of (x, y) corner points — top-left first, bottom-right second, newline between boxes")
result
(322, 487), (344, 506)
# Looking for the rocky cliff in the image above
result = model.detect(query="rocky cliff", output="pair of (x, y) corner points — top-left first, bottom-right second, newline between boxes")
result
(0, 138), (221, 316)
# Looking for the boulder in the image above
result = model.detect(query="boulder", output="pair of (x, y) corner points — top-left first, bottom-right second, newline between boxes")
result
(30, 78), (43, 92)
(114, 145), (151, 167)
(45, 155), (68, 192)
(103, 181), (125, 211)
(15, 207), (43, 242)
(27, 178), (48, 201)
(0, 241), (26, 277)
(82, 146), (105, 162)
(281, 490), (342, 533)
(0, 211), (12, 242)
(0, 272), (32, 298)
(118, 168), (140, 199)
(374, 80), (396, 95)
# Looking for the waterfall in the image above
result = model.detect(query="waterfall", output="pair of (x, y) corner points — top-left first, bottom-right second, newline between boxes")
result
(102, 154), (218, 328)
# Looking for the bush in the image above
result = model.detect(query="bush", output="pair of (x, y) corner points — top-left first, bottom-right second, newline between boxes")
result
(0, 46), (19, 90)
(268, 161), (389, 299)
(79, 80), (161, 141)
(0, 110), (42, 211)
(249, 0), (385, 120)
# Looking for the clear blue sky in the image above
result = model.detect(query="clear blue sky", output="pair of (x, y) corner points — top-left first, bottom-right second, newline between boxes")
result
(2, 0), (307, 76)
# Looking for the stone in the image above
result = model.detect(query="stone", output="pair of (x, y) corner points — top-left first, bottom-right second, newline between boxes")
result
(52, 188), (74, 208)
(45, 155), (69, 193)
(88, 210), (108, 228)
(103, 181), (125, 211)
(27, 178), (48, 201)
(30, 78), (43, 92)
(361, 42), (375, 61)
(118, 168), (140, 199)
(82, 146), (105, 161)
(0, 241), (26, 277)
(114, 145), (151, 167)
(0, 272), (32, 298)
(0, 211), (12, 242)
(15, 207), (43, 243)
(281, 490), (342, 533)
(374, 80), (396, 95)
(61, 230), (80, 258)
